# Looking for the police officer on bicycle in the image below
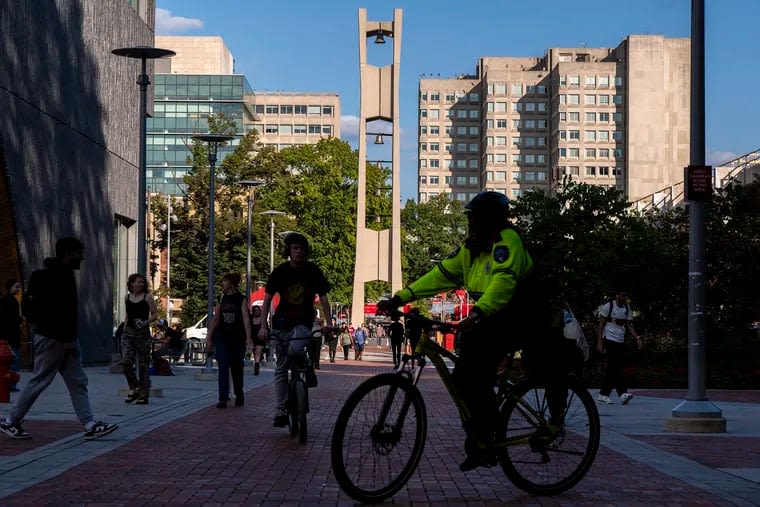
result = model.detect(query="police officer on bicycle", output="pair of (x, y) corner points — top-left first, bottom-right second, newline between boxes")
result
(379, 191), (549, 472)
(258, 232), (333, 428)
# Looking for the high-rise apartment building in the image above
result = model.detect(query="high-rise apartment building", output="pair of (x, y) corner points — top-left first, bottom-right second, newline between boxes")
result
(418, 35), (690, 203)
(245, 92), (341, 150)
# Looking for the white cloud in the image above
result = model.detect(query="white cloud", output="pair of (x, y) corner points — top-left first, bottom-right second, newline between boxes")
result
(706, 149), (739, 166)
(155, 8), (203, 35)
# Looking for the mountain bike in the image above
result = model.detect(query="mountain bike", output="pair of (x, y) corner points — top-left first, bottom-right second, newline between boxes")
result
(278, 328), (319, 445)
(330, 310), (600, 503)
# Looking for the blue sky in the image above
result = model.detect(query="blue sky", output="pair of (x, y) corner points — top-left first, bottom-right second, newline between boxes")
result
(155, 0), (759, 202)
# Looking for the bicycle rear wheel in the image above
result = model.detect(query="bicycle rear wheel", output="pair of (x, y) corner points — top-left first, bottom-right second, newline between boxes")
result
(297, 380), (308, 444)
(498, 379), (599, 495)
(331, 373), (426, 503)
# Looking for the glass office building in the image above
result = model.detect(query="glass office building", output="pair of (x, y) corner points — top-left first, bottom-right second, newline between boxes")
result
(147, 74), (253, 195)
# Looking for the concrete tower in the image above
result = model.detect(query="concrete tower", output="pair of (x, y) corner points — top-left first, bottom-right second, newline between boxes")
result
(351, 8), (403, 327)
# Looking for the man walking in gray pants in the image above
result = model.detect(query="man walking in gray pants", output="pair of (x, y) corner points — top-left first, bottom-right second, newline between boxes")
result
(0, 237), (118, 440)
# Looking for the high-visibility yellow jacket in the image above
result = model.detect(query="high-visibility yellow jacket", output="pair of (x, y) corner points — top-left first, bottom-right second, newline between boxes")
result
(395, 227), (533, 318)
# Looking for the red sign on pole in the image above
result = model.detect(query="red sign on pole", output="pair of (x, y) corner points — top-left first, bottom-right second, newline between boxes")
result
(684, 165), (713, 202)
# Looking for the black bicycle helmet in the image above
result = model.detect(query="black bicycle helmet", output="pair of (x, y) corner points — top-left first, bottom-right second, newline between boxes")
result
(283, 232), (310, 255)
(464, 191), (510, 217)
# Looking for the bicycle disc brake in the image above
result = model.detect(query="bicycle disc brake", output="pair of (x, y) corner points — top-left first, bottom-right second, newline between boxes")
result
(370, 424), (401, 455)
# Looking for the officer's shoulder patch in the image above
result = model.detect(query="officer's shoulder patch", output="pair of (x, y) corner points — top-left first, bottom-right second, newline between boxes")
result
(445, 246), (461, 259)
(493, 246), (510, 263)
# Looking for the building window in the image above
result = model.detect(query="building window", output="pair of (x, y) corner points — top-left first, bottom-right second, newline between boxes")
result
(559, 112), (566, 122)
(614, 149), (623, 158)
(495, 171), (507, 182)
(420, 109), (428, 118)
(444, 143), (452, 152)
(294, 124), (307, 134)
(430, 143), (439, 151)
(598, 130), (609, 141)
(469, 92), (480, 103)
(429, 176), (439, 184)
(457, 143), (467, 152)
(429, 109), (440, 119)
(559, 148), (566, 158)
(586, 112), (596, 122)
(512, 136), (522, 146)
(560, 75), (567, 87)
(568, 75), (580, 87)
(537, 137), (547, 146)
(512, 154), (521, 163)
(457, 126), (468, 136)
(569, 130), (580, 140)
(599, 95), (610, 105)
(496, 154), (507, 164)
(586, 148), (596, 158)
(585, 130), (596, 141)
(512, 102), (522, 112)
(469, 109), (479, 119)
(496, 137), (507, 146)
(430, 125), (439, 135)
(265, 125), (278, 134)
(497, 119), (507, 129)
(599, 76), (609, 87)
(469, 126), (479, 135)
(568, 148), (579, 158)
(599, 112), (610, 122)
(322, 125), (332, 135)
(430, 159), (440, 168)
(430, 92), (440, 101)
(615, 76), (623, 87)
(525, 119), (536, 129)
(613, 112), (623, 123)
(468, 159), (479, 169)
(468, 175), (479, 185)
(511, 83), (522, 95)
(420, 91), (428, 101)
(322, 105), (333, 115)
(568, 95), (580, 105)
(420, 143), (427, 152)
(538, 85), (547, 95)
(495, 102), (507, 112)
(308, 125), (321, 134)
(487, 102), (494, 112)
(614, 166), (623, 176)
(568, 112), (579, 122)
(613, 95), (623, 105)
(559, 94), (566, 105)
(420, 126), (427, 135)
(585, 76), (596, 87)
(584, 95), (596, 105)
(280, 105), (293, 114)
(599, 166), (610, 176)
(537, 102), (547, 112)
(420, 159), (427, 169)
(524, 154), (536, 164)
(586, 166), (596, 176)
(537, 154), (546, 164)
(613, 131), (624, 141)
(469, 143), (479, 152)
(599, 148), (610, 158)
(456, 159), (467, 168)
(457, 109), (468, 119)
(559, 130), (567, 140)
(419, 176), (427, 184)
(266, 105), (279, 114)
(493, 83), (505, 95)
(512, 120), (520, 129)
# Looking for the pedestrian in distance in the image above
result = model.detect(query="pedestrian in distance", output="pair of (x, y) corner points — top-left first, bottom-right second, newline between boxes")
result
(405, 308), (423, 354)
(249, 305), (265, 375)
(119, 273), (157, 405)
(596, 289), (641, 405)
(0, 279), (24, 391)
(206, 272), (253, 408)
(258, 232), (332, 428)
(353, 324), (366, 360)
(325, 321), (340, 363)
(151, 319), (185, 365)
(387, 313), (405, 368)
(340, 325), (352, 360)
(1, 237), (117, 440)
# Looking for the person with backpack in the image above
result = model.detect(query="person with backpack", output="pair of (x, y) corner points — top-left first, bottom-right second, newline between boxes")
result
(596, 289), (641, 405)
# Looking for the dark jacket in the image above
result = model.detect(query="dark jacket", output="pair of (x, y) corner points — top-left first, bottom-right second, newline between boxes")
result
(23, 257), (78, 342)
(0, 293), (23, 348)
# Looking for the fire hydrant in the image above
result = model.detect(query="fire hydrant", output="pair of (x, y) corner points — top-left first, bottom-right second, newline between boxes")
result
(0, 341), (20, 403)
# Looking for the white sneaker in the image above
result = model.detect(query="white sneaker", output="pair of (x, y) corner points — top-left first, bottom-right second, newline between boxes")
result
(597, 394), (613, 405)
(621, 393), (634, 405)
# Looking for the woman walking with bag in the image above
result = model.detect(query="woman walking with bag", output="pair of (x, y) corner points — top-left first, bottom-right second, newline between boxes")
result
(120, 273), (157, 405)
(339, 325), (353, 360)
(206, 273), (253, 408)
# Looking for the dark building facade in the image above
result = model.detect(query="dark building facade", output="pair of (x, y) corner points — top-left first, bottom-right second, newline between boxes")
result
(0, 0), (156, 363)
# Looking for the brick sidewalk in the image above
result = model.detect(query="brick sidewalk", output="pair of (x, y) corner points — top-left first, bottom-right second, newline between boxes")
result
(2, 359), (758, 505)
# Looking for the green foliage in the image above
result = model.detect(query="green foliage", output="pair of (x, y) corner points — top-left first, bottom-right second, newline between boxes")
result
(400, 194), (467, 284)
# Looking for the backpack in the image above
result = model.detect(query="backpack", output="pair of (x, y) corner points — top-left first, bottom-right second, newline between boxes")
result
(152, 356), (174, 376)
(599, 299), (630, 322)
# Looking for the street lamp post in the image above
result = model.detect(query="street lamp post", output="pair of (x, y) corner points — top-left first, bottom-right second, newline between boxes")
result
(160, 195), (178, 323)
(192, 133), (235, 373)
(239, 180), (266, 304)
(260, 210), (286, 272)
(111, 46), (175, 275)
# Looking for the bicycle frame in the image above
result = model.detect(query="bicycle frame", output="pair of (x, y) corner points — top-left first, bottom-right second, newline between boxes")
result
(396, 324), (554, 450)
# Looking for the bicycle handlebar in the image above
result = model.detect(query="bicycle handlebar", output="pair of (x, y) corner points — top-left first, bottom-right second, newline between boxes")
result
(384, 308), (458, 334)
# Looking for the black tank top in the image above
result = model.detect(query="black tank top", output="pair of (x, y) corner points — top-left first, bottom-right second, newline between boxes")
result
(126, 294), (149, 329)
(218, 292), (246, 340)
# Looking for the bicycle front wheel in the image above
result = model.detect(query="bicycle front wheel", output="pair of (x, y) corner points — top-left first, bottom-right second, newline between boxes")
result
(331, 373), (426, 503)
(297, 380), (308, 444)
(288, 380), (300, 438)
(498, 379), (600, 495)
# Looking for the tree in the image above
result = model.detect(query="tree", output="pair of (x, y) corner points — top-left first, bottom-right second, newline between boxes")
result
(400, 194), (467, 284)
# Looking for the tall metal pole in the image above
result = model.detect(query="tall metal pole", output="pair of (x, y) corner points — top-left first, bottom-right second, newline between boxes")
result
(667, 0), (725, 431)
(269, 217), (275, 273)
(239, 180), (265, 304)
(192, 134), (235, 375)
(111, 46), (175, 275)
(166, 194), (171, 322)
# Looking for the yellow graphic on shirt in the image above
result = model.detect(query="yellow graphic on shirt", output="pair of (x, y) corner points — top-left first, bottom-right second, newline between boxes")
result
(284, 283), (306, 305)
